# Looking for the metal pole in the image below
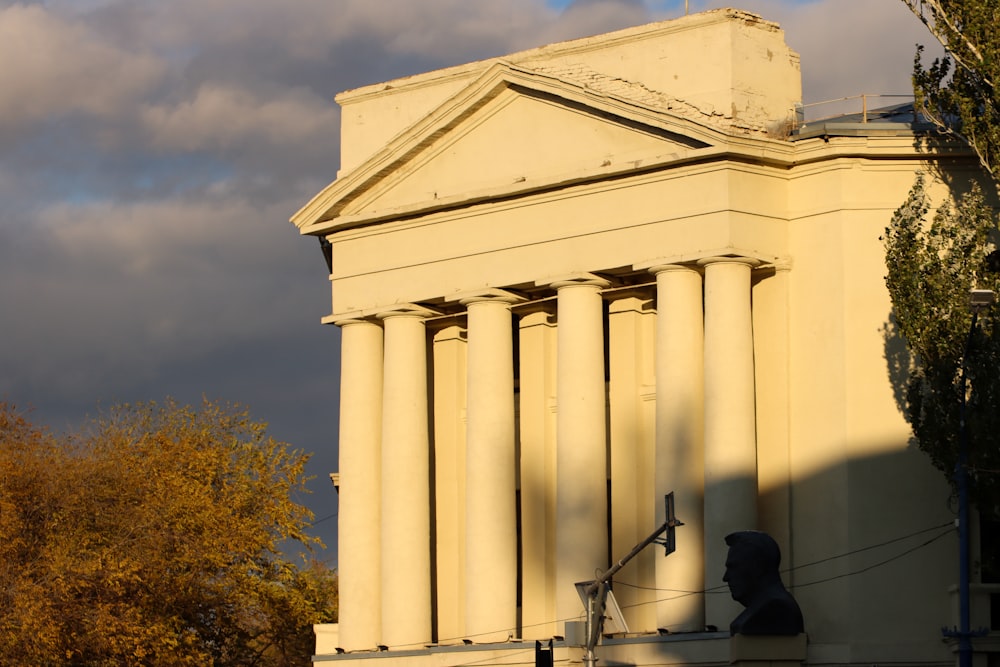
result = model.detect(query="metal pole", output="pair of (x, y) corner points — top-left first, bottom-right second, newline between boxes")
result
(579, 495), (683, 666)
(587, 519), (671, 598)
(584, 594), (597, 667)
(957, 311), (977, 667)
(945, 290), (994, 667)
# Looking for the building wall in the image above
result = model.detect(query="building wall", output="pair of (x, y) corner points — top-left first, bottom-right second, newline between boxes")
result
(334, 9), (800, 172)
(292, 9), (975, 667)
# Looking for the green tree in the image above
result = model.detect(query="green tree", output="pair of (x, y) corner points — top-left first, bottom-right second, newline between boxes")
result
(883, 174), (1000, 517)
(894, 0), (1000, 521)
(0, 399), (337, 666)
(901, 0), (1000, 178)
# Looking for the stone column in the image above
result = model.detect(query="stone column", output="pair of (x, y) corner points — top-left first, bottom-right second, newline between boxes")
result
(699, 257), (759, 630)
(335, 318), (384, 651)
(607, 291), (657, 632)
(431, 323), (467, 642)
(378, 305), (436, 648)
(650, 264), (705, 633)
(546, 274), (610, 622)
(461, 290), (522, 641)
(517, 305), (559, 639)
(753, 264), (792, 570)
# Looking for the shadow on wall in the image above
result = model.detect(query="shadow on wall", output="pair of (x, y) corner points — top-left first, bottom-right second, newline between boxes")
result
(881, 313), (912, 434)
(753, 443), (955, 655)
(608, 444), (953, 654)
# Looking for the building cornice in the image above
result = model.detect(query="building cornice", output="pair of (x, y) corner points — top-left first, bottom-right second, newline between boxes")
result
(298, 132), (973, 239)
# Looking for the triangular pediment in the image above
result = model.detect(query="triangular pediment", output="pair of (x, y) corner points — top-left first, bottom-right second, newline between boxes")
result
(293, 62), (727, 234)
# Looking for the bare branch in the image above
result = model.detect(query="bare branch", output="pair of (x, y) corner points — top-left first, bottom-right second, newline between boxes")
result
(900, 0), (994, 88)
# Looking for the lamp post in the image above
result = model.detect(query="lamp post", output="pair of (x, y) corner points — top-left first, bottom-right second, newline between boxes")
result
(950, 288), (995, 667)
(578, 494), (683, 667)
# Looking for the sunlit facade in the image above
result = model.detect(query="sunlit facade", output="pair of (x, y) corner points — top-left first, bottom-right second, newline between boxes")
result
(292, 9), (990, 667)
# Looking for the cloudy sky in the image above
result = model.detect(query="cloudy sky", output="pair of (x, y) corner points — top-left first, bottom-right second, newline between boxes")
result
(1, 0), (941, 564)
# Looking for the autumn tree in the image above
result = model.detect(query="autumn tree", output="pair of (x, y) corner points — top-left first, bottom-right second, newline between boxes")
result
(0, 399), (337, 666)
(901, 0), (1000, 178)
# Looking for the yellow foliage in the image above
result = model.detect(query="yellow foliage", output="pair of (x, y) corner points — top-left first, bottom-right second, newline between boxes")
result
(0, 399), (337, 666)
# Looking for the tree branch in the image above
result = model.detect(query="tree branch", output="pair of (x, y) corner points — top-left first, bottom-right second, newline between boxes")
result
(900, 0), (994, 88)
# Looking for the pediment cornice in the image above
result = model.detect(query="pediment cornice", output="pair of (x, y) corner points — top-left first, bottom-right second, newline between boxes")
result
(291, 61), (750, 236)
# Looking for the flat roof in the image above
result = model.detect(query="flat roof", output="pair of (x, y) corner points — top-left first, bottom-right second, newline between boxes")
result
(791, 102), (935, 140)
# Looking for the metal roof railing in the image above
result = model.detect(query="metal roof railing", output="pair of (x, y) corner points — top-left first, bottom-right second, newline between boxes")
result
(794, 94), (917, 127)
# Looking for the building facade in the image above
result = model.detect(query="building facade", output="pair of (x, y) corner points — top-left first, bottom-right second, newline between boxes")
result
(292, 9), (992, 667)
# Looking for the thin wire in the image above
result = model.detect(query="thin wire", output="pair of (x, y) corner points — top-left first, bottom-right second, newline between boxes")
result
(790, 528), (952, 589)
(785, 521), (952, 574)
(615, 526), (953, 610)
(615, 527), (953, 612)
(375, 522), (955, 650)
(430, 610), (588, 647)
(613, 521), (953, 595)
(309, 512), (337, 527)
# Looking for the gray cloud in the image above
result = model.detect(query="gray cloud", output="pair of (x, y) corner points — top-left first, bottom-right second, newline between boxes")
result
(543, 0), (652, 42)
(0, 4), (164, 139)
(141, 84), (340, 155)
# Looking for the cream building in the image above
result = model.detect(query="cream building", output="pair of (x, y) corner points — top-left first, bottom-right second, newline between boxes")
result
(292, 9), (995, 667)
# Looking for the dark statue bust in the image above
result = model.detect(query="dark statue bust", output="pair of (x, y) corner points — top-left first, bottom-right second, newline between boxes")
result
(724, 531), (804, 636)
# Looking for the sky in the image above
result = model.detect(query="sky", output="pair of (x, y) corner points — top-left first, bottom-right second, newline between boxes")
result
(1, 0), (943, 565)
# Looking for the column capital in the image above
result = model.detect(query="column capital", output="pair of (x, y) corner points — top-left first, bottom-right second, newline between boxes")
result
(328, 314), (380, 327)
(697, 255), (762, 268)
(646, 262), (700, 276)
(446, 287), (527, 306)
(374, 303), (441, 320)
(536, 272), (611, 290)
(324, 304), (440, 325)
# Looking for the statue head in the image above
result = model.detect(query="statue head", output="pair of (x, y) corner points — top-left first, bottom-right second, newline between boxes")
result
(723, 530), (803, 636)
(723, 530), (781, 605)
